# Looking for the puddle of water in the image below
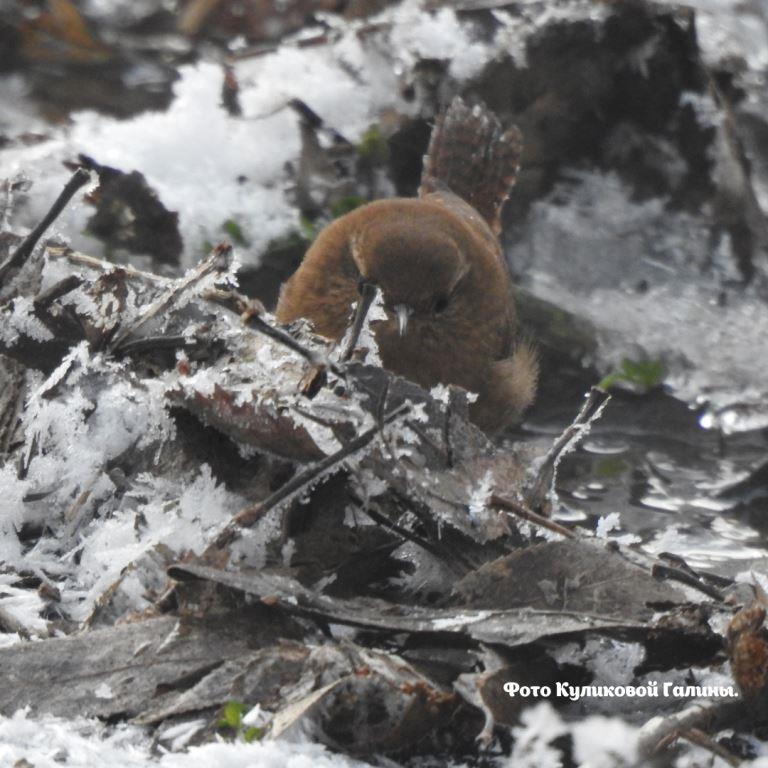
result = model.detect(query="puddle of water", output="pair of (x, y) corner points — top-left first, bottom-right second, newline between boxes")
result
(524, 368), (768, 573)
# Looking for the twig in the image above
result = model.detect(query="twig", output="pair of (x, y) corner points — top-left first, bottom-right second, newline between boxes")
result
(386, 487), (478, 571)
(290, 405), (343, 431)
(341, 282), (377, 362)
(111, 243), (232, 349)
(202, 287), (346, 379)
(405, 419), (445, 459)
(638, 701), (749, 760)
(117, 335), (201, 356)
(658, 552), (733, 589)
(33, 276), (84, 309)
(524, 387), (611, 511)
(442, 388), (464, 469)
(490, 494), (577, 539)
(45, 245), (172, 285)
(651, 563), (725, 602)
(680, 727), (741, 767)
(0, 168), (91, 286)
(354, 495), (468, 577)
(204, 403), (410, 554)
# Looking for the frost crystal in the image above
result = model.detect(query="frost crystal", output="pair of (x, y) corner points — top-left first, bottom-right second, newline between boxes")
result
(0, 296), (54, 346)
(596, 512), (621, 538)
(467, 471), (494, 524)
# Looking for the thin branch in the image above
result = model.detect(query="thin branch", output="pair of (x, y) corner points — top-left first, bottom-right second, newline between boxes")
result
(117, 335), (201, 356)
(111, 243), (232, 349)
(202, 286), (346, 379)
(33, 275), (84, 309)
(0, 168), (91, 286)
(524, 387), (611, 511)
(204, 403), (410, 554)
(340, 281), (377, 362)
(404, 419), (445, 460)
(45, 245), (172, 285)
(490, 494), (577, 539)
(638, 701), (749, 760)
(658, 551), (733, 589)
(651, 563), (725, 602)
(386, 487), (478, 572)
(354, 494), (468, 577)
(679, 727), (741, 767)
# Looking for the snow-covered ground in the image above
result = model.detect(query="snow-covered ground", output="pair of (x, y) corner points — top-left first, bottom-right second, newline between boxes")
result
(0, 708), (369, 768)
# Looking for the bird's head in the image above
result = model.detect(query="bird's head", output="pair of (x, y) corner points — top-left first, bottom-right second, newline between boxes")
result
(350, 221), (469, 336)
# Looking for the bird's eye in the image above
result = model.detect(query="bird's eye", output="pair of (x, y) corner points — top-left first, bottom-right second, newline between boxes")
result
(357, 277), (372, 295)
(434, 296), (449, 313)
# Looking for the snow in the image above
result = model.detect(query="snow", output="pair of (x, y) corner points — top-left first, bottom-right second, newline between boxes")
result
(496, 702), (641, 768)
(388, 0), (492, 81)
(0, 709), (370, 768)
(511, 169), (768, 430)
(0, 0), (519, 269)
(595, 512), (621, 538)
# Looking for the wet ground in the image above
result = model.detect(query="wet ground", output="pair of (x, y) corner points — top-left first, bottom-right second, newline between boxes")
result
(524, 359), (768, 575)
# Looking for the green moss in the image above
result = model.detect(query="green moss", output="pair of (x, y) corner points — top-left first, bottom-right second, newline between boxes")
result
(221, 218), (249, 247)
(299, 215), (319, 242)
(594, 456), (630, 479)
(329, 195), (366, 219)
(357, 124), (388, 164)
(599, 358), (665, 392)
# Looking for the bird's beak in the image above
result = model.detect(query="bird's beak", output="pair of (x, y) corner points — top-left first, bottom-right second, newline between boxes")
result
(394, 304), (411, 337)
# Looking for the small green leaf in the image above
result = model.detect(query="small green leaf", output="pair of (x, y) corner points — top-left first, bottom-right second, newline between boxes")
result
(221, 218), (249, 246)
(330, 195), (366, 219)
(599, 357), (665, 392)
(299, 215), (319, 241)
(220, 700), (246, 729)
(243, 726), (264, 743)
(357, 124), (388, 163)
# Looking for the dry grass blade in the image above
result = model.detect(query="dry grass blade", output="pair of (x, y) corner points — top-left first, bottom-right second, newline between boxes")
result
(490, 494), (576, 539)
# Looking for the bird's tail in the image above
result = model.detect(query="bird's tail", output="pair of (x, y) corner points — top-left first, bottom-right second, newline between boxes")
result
(419, 97), (523, 235)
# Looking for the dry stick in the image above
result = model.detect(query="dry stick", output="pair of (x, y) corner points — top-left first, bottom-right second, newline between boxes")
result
(202, 287), (346, 379)
(490, 494), (577, 539)
(46, 245), (172, 285)
(638, 702), (747, 760)
(354, 496), (469, 577)
(404, 419), (445, 460)
(290, 404), (345, 431)
(117, 335), (200, 356)
(204, 402), (410, 554)
(110, 243), (232, 349)
(33, 275), (84, 309)
(386, 486), (478, 571)
(651, 563), (725, 602)
(0, 168), (91, 286)
(680, 727), (741, 767)
(658, 551), (733, 589)
(340, 282), (378, 362)
(524, 386), (611, 511)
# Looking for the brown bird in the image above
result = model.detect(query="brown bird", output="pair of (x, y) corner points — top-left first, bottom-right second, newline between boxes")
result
(276, 97), (537, 433)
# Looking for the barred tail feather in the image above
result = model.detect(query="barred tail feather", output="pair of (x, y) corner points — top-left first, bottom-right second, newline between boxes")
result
(419, 96), (523, 235)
